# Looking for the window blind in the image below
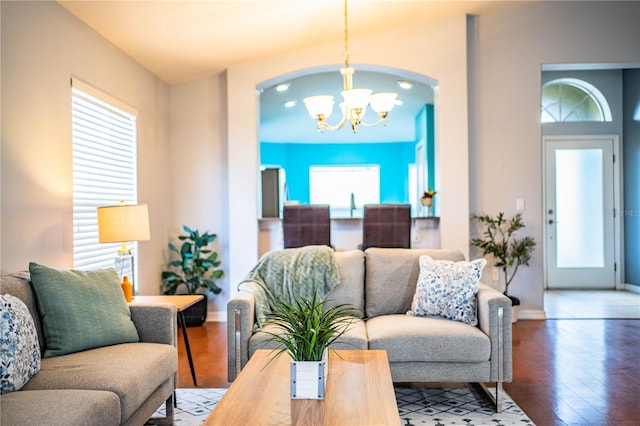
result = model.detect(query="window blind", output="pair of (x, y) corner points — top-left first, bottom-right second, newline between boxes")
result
(71, 79), (139, 274)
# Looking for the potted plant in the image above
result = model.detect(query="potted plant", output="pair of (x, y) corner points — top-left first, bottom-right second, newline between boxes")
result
(161, 225), (224, 326)
(470, 212), (536, 322)
(420, 189), (437, 207)
(260, 290), (359, 399)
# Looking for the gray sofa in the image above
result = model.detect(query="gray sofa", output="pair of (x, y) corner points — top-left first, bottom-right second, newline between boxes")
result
(1, 271), (177, 426)
(227, 248), (512, 411)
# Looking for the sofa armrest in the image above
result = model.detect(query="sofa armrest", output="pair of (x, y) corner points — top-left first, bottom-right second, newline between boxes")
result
(130, 303), (177, 347)
(227, 291), (256, 382)
(476, 283), (512, 383)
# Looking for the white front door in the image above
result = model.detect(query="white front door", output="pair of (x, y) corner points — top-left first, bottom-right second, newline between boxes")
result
(544, 136), (618, 289)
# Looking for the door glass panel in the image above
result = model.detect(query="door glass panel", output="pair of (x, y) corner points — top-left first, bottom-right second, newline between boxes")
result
(555, 148), (604, 268)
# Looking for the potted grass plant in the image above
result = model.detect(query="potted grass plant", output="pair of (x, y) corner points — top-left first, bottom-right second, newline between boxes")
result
(471, 212), (536, 322)
(161, 225), (224, 326)
(260, 290), (359, 399)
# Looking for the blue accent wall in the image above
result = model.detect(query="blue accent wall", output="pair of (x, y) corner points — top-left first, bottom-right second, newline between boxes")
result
(414, 104), (436, 190)
(261, 142), (416, 204)
(425, 105), (436, 190)
(261, 104), (436, 207)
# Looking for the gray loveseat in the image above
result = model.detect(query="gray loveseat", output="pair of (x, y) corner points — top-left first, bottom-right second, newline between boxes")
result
(1, 271), (177, 426)
(227, 248), (512, 411)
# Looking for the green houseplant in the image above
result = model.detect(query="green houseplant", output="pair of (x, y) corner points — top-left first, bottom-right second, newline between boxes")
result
(470, 212), (536, 308)
(260, 289), (359, 399)
(262, 291), (359, 362)
(161, 225), (224, 326)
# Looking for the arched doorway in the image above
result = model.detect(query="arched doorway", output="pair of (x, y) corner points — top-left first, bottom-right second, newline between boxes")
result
(256, 66), (439, 253)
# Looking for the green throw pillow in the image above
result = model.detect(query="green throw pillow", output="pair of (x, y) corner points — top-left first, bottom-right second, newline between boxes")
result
(28, 262), (139, 358)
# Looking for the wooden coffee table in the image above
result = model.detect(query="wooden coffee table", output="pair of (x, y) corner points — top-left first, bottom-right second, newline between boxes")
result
(204, 349), (400, 425)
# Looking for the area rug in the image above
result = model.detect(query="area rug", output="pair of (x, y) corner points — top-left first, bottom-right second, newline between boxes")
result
(152, 386), (535, 425)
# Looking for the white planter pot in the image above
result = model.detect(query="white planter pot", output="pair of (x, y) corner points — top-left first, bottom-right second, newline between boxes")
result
(512, 305), (519, 323)
(290, 356), (328, 399)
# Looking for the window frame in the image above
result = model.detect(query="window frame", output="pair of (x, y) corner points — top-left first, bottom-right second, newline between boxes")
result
(541, 78), (612, 123)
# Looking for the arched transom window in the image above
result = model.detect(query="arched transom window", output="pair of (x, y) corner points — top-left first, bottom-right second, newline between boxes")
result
(541, 78), (612, 123)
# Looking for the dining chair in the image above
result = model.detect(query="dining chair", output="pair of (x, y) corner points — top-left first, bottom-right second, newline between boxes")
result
(282, 205), (331, 249)
(361, 204), (411, 250)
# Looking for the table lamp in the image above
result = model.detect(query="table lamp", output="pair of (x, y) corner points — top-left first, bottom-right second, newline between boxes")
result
(97, 202), (150, 301)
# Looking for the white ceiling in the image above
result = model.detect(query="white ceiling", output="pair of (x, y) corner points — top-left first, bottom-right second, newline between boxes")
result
(58, 0), (519, 143)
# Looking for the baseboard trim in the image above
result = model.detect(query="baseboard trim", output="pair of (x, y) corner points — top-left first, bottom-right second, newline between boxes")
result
(624, 284), (640, 294)
(206, 311), (226, 322)
(517, 309), (546, 320)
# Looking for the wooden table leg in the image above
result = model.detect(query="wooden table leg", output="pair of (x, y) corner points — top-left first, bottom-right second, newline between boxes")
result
(178, 310), (197, 386)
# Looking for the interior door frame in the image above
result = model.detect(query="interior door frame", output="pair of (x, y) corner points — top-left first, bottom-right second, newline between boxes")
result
(542, 134), (623, 290)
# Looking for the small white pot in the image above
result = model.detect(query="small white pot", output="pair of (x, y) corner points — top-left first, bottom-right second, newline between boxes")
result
(290, 355), (328, 399)
(511, 305), (519, 323)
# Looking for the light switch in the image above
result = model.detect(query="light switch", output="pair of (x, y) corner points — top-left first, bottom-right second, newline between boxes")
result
(516, 197), (525, 212)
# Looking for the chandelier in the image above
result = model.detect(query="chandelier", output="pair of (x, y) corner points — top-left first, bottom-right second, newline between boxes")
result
(303, 0), (398, 133)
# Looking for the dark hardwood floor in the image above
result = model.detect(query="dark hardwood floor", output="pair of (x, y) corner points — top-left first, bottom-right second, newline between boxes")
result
(177, 319), (640, 426)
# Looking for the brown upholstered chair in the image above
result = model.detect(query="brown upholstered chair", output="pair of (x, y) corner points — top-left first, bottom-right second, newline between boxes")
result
(282, 205), (332, 249)
(361, 204), (411, 250)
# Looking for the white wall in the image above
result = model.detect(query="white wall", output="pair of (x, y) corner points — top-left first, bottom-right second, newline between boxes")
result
(470, 1), (640, 316)
(169, 76), (229, 318)
(0, 1), (171, 297)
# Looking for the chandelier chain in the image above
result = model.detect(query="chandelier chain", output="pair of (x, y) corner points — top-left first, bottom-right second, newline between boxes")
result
(343, 0), (350, 68)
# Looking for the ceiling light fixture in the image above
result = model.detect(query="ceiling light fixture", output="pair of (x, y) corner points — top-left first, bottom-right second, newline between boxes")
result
(303, 0), (397, 133)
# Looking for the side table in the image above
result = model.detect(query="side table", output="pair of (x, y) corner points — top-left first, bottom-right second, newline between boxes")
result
(132, 295), (204, 386)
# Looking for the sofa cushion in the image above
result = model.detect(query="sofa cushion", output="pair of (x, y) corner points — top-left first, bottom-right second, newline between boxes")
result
(365, 248), (465, 318)
(0, 295), (41, 393)
(28, 262), (139, 357)
(408, 256), (486, 325)
(324, 250), (365, 318)
(21, 342), (176, 422)
(366, 314), (490, 363)
(0, 389), (121, 426)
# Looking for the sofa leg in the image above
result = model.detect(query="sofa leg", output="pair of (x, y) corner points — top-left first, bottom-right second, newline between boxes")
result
(145, 394), (174, 425)
(165, 393), (174, 423)
(474, 382), (504, 413)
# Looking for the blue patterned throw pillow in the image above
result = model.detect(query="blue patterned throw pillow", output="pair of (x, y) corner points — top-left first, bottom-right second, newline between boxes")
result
(1, 294), (41, 393)
(407, 256), (487, 325)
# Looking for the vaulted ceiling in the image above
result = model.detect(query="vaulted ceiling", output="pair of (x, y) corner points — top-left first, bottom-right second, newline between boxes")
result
(58, 1), (520, 143)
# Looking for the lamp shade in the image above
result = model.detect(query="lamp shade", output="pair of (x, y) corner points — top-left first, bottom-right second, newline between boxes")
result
(369, 92), (398, 113)
(303, 95), (335, 119)
(341, 88), (372, 110)
(97, 204), (150, 243)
